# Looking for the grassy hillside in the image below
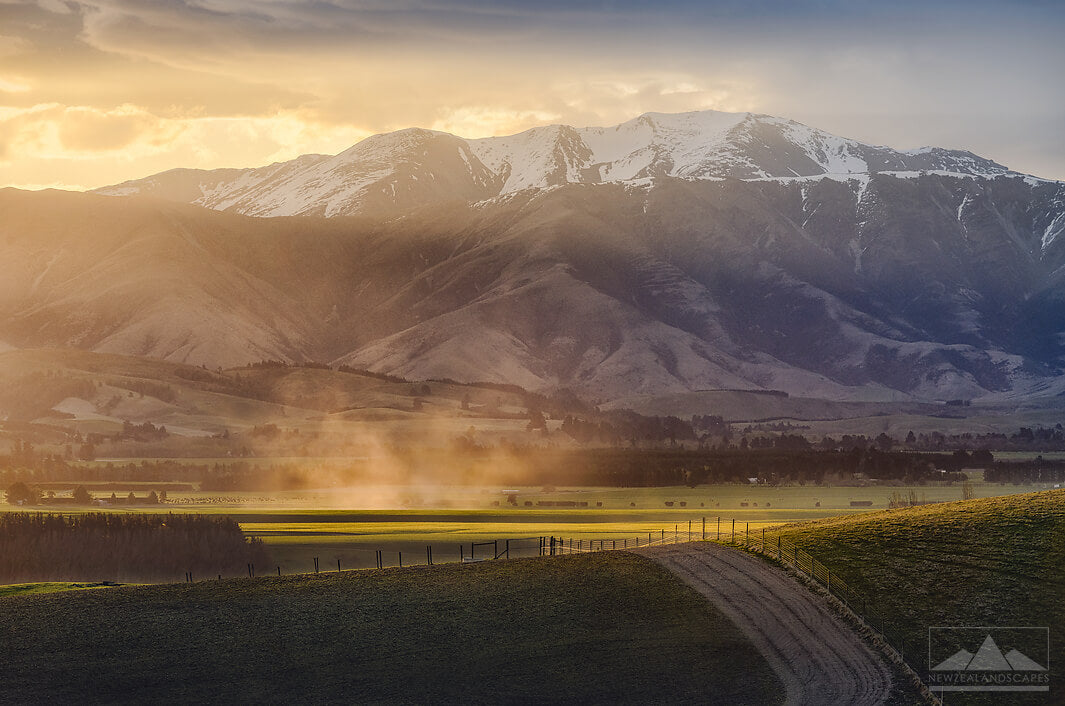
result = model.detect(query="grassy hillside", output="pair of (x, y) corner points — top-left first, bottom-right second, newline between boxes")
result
(764, 490), (1065, 703)
(0, 553), (783, 704)
(0, 347), (548, 456)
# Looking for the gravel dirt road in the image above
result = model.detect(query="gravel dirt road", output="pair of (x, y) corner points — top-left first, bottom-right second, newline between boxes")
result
(641, 542), (893, 705)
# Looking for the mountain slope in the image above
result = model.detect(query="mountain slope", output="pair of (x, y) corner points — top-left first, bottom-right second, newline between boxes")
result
(332, 174), (1065, 400)
(0, 189), (363, 366)
(12, 165), (1065, 403)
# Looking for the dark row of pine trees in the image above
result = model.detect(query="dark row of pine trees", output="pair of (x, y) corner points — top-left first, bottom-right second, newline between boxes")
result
(0, 512), (269, 584)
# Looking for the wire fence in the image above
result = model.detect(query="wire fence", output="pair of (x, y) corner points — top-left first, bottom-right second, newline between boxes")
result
(697, 520), (917, 682)
(218, 518), (712, 580)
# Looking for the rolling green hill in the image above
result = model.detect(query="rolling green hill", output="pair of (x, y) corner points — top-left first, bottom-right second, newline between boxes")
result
(0, 553), (782, 704)
(764, 490), (1065, 704)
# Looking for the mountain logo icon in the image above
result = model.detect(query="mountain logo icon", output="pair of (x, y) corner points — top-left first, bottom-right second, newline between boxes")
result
(932, 635), (1047, 672)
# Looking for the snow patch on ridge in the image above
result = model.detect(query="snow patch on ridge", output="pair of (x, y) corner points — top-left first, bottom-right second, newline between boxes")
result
(1043, 212), (1065, 252)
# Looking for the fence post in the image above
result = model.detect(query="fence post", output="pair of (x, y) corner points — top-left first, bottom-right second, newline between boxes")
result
(717, 516), (720, 540)
(337, 559), (341, 573)
(777, 536), (781, 561)
(688, 519), (691, 542)
(399, 552), (402, 568)
(731, 519), (735, 544)
(277, 566), (281, 577)
(702, 516), (706, 540)
(746, 522), (749, 546)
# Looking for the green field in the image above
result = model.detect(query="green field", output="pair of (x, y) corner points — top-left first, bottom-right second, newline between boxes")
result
(0, 552), (784, 704)
(760, 490), (1065, 704)
(3, 481), (1049, 579)
(202, 481), (1061, 575)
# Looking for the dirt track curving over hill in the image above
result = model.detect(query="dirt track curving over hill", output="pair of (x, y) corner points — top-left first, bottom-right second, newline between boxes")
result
(642, 543), (893, 706)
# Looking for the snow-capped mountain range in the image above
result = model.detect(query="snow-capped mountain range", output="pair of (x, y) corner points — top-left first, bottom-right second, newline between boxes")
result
(2, 110), (1061, 405)
(96, 110), (1019, 218)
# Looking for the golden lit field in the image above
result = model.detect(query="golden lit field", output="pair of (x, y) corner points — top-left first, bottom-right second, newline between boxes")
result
(0, 582), (122, 598)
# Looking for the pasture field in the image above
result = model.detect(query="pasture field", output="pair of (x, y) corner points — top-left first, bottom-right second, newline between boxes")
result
(2, 480), (1050, 577)
(760, 489), (1065, 705)
(0, 552), (784, 704)
(246, 514), (789, 573)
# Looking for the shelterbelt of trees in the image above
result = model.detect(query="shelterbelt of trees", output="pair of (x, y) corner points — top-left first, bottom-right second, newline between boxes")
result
(1, 447), (987, 494)
(0, 513), (268, 583)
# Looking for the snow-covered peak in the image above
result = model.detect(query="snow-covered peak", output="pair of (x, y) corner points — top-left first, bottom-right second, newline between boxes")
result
(335, 127), (446, 161)
(469, 124), (592, 193)
(467, 110), (1014, 192)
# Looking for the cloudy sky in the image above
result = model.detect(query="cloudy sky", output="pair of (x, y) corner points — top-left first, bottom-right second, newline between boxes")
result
(1, 0), (1063, 190)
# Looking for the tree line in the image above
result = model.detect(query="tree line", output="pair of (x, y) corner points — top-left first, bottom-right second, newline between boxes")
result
(985, 458), (1065, 484)
(495, 448), (970, 487)
(0, 512), (269, 584)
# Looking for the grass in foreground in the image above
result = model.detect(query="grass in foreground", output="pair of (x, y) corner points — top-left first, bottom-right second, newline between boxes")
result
(762, 489), (1065, 705)
(0, 552), (783, 705)
(0, 582), (122, 598)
